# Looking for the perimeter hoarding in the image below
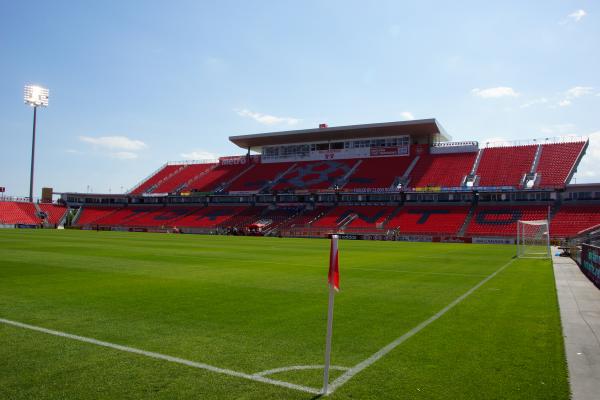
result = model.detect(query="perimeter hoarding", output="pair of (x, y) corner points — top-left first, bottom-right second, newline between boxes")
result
(581, 244), (600, 289)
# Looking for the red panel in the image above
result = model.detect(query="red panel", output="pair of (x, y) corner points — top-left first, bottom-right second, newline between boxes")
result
(387, 206), (469, 235)
(477, 146), (537, 187)
(537, 142), (586, 187)
(410, 153), (476, 188)
(466, 206), (548, 237)
(550, 205), (600, 237)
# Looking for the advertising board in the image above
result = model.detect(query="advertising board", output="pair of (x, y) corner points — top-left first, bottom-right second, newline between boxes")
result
(581, 244), (600, 289)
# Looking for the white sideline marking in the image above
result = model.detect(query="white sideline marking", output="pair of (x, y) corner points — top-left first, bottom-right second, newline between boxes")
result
(0, 318), (320, 395)
(254, 364), (349, 377)
(325, 258), (516, 395)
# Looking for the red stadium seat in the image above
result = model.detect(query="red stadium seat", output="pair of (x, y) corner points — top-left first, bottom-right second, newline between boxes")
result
(0, 201), (40, 225)
(387, 205), (469, 235)
(409, 153), (476, 188)
(466, 206), (548, 237)
(476, 146), (537, 187)
(550, 205), (600, 237)
(37, 203), (67, 224)
(537, 142), (586, 188)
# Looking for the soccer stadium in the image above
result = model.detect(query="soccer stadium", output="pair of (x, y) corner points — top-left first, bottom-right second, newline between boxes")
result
(2, 3), (600, 400)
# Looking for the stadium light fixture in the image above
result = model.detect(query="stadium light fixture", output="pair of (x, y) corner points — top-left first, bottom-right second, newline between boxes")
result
(24, 84), (49, 202)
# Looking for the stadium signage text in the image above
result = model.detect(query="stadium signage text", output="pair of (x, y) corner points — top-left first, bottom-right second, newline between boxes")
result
(581, 244), (600, 289)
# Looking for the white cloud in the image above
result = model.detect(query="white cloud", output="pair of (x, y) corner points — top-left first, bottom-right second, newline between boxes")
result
(520, 97), (548, 108)
(79, 135), (147, 150)
(554, 86), (595, 107)
(568, 9), (586, 22)
(400, 111), (415, 120)
(110, 152), (138, 160)
(180, 150), (218, 160)
(236, 109), (300, 126)
(558, 99), (572, 107)
(573, 132), (600, 181)
(471, 87), (519, 98)
(565, 86), (594, 99)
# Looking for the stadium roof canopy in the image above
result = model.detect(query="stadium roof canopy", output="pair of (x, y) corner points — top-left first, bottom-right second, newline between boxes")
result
(229, 119), (451, 151)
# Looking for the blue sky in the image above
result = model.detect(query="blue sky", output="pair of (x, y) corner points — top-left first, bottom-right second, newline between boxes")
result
(1, 1), (599, 196)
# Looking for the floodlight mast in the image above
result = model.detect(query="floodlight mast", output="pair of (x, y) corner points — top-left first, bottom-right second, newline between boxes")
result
(23, 85), (49, 202)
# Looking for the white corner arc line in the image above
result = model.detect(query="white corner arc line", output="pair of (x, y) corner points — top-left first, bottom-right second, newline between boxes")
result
(326, 258), (516, 395)
(0, 318), (320, 395)
(254, 364), (349, 377)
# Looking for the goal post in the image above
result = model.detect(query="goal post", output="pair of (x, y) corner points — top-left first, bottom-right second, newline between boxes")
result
(516, 220), (550, 259)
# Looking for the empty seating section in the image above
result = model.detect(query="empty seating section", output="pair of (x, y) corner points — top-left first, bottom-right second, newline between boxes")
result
(92, 208), (154, 226)
(537, 142), (585, 187)
(278, 207), (328, 229)
(409, 153), (477, 188)
(38, 204), (67, 224)
(550, 205), (600, 237)
(228, 162), (293, 192)
(186, 163), (250, 192)
(251, 207), (302, 229)
(0, 201), (39, 225)
(130, 164), (181, 194)
(152, 164), (215, 193)
(273, 160), (357, 191)
(173, 206), (246, 227)
(466, 206), (548, 237)
(313, 206), (396, 229)
(387, 206), (469, 235)
(344, 157), (413, 189)
(217, 206), (266, 228)
(476, 146), (537, 187)
(120, 207), (197, 227)
(75, 207), (118, 225)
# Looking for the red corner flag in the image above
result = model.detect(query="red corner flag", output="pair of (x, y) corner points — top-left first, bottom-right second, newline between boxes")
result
(328, 234), (340, 291)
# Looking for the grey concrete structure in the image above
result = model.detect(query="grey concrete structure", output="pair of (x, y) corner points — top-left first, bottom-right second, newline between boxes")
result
(553, 250), (600, 400)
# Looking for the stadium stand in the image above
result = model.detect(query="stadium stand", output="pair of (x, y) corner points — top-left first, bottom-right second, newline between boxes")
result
(152, 163), (215, 193)
(537, 142), (586, 188)
(37, 203), (67, 225)
(278, 207), (330, 230)
(130, 164), (181, 195)
(54, 120), (596, 242)
(313, 206), (396, 229)
(387, 205), (470, 235)
(75, 206), (119, 226)
(409, 153), (477, 188)
(118, 207), (197, 227)
(466, 205), (548, 237)
(272, 160), (357, 191)
(171, 206), (246, 228)
(186, 163), (250, 192)
(476, 145), (537, 187)
(0, 201), (39, 225)
(217, 206), (267, 229)
(228, 162), (294, 192)
(550, 205), (600, 237)
(247, 207), (304, 231)
(91, 207), (154, 226)
(344, 157), (413, 190)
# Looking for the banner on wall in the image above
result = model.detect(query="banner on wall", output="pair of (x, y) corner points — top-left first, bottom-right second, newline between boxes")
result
(581, 244), (600, 289)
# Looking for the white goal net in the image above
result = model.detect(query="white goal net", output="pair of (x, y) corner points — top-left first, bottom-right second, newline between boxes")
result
(516, 220), (550, 259)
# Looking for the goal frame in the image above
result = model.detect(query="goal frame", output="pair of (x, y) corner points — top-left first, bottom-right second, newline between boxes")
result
(516, 219), (551, 259)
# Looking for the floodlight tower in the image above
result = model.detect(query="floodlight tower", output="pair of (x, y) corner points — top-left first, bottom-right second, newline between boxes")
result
(24, 85), (49, 202)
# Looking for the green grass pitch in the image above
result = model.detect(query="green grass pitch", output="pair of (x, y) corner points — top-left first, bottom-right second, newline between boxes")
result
(0, 230), (568, 399)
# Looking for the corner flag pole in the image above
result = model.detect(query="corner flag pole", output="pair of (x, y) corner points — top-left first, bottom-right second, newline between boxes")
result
(323, 234), (340, 395)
